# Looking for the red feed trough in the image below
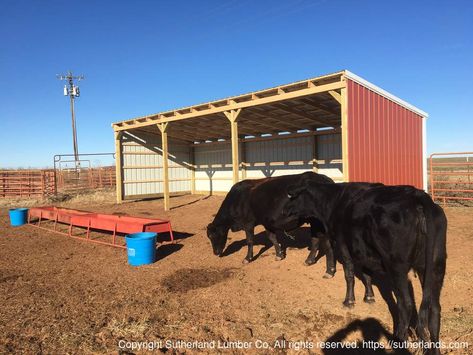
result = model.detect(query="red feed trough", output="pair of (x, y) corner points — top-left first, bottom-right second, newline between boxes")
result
(28, 206), (174, 249)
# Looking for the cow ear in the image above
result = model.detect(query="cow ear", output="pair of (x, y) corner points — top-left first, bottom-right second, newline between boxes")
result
(287, 184), (307, 199)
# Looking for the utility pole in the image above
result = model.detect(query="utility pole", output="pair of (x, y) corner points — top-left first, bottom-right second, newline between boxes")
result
(57, 71), (84, 169)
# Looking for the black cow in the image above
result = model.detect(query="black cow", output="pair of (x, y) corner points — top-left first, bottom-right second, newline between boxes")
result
(284, 182), (447, 352)
(206, 172), (337, 278)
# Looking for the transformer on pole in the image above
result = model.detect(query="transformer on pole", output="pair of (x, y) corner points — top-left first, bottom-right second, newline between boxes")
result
(57, 71), (84, 169)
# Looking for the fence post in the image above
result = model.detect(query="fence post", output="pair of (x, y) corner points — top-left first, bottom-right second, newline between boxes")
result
(41, 171), (45, 197)
(429, 154), (435, 202)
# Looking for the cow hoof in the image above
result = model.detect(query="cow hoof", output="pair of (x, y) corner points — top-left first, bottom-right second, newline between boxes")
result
(275, 255), (286, 261)
(343, 300), (355, 309)
(363, 296), (376, 304)
(242, 258), (251, 264)
(304, 259), (316, 266)
(323, 272), (335, 279)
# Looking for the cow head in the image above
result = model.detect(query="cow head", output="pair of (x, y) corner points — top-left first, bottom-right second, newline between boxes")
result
(284, 183), (323, 222)
(206, 222), (229, 257)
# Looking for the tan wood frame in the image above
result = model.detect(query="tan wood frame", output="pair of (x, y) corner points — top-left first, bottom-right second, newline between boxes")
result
(190, 145), (196, 194)
(114, 131), (123, 203)
(340, 85), (349, 182)
(158, 122), (170, 210)
(112, 77), (345, 131)
(113, 73), (348, 203)
(224, 109), (242, 184)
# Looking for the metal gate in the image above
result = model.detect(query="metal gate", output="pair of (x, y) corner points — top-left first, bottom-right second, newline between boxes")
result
(429, 152), (473, 206)
(54, 153), (116, 192)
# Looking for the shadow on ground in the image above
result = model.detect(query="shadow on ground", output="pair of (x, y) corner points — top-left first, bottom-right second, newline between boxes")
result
(222, 227), (317, 261)
(156, 243), (183, 261)
(322, 317), (411, 354)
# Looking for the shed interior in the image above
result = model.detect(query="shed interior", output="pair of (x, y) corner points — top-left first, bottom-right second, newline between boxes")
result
(113, 71), (348, 209)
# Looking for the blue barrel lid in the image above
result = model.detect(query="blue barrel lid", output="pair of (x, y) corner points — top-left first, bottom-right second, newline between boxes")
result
(125, 232), (157, 240)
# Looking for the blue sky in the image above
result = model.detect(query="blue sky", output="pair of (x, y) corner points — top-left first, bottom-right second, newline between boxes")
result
(1, 0), (472, 168)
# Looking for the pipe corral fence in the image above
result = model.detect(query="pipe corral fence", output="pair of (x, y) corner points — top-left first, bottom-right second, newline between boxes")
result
(429, 152), (473, 206)
(0, 170), (56, 198)
(0, 153), (116, 198)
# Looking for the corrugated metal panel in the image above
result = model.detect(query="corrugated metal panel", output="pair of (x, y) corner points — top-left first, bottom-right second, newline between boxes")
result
(317, 133), (343, 181)
(193, 133), (343, 193)
(347, 80), (423, 188)
(245, 136), (313, 178)
(195, 142), (233, 192)
(121, 131), (191, 198)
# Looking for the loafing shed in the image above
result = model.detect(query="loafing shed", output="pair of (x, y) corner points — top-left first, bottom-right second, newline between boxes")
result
(112, 70), (428, 210)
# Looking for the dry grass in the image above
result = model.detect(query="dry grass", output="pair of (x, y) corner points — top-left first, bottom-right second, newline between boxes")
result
(0, 188), (116, 209)
(106, 317), (151, 338)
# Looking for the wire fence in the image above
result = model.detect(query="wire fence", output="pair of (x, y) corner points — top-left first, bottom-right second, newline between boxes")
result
(429, 152), (473, 206)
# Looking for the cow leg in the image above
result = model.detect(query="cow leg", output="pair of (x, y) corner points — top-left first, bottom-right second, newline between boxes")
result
(362, 273), (376, 304)
(304, 236), (320, 266)
(306, 220), (322, 266)
(242, 229), (255, 264)
(306, 222), (336, 278)
(338, 242), (356, 308)
(427, 263), (445, 354)
(267, 230), (285, 261)
(391, 272), (413, 342)
(321, 236), (336, 278)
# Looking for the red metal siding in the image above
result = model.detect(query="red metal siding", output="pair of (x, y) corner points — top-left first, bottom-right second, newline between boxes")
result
(347, 80), (423, 188)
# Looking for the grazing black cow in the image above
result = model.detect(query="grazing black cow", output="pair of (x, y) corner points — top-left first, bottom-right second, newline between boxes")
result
(206, 172), (337, 278)
(284, 182), (447, 352)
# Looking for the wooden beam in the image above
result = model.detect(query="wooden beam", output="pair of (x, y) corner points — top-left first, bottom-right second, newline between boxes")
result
(329, 90), (342, 104)
(190, 145), (196, 194)
(312, 133), (318, 172)
(114, 131), (123, 203)
(246, 107), (307, 131)
(113, 80), (346, 131)
(158, 122), (170, 211)
(272, 102), (335, 127)
(171, 125), (220, 141)
(224, 109), (242, 184)
(299, 98), (340, 117)
(189, 127), (340, 146)
(166, 130), (196, 142)
(340, 87), (349, 182)
(240, 136), (247, 180)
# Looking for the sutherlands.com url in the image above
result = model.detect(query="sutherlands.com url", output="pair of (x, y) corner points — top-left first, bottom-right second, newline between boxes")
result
(364, 340), (469, 351)
(118, 339), (469, 352)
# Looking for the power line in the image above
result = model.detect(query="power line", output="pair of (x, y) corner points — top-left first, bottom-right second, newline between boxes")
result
(56, 71), (84, 169)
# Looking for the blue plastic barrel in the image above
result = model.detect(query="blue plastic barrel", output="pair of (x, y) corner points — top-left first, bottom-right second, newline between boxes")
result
(125, 232), (157, 266)
(9, 208), (29, 227)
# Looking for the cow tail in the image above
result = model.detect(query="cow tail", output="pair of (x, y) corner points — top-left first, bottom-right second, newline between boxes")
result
(416, 192), (447, 342)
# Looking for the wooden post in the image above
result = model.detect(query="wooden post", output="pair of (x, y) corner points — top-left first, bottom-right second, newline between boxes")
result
(340, 86), (349, 182)
(158, 122), (170, 211)
(240, 137), (247, 180)
(114, 131), (123, 203)
(224, 109), (242, 184)
(190, 145), (196, 194)
(312, 133), (319, 172)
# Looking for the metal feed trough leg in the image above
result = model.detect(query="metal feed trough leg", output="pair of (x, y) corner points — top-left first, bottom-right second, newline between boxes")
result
(27, 206), (174, 249)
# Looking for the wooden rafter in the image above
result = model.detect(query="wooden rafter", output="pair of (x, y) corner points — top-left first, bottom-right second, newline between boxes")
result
(246, 107), (312, 131)
(329, 90), (342, 104)
(171, 123), (223, 140)
(113, 79), (346, 131)
(272, 102), (335, 127)
(298, 98), (340, 117)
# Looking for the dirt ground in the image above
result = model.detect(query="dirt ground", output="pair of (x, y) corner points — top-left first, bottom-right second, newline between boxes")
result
(1, 191), (472, 354)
